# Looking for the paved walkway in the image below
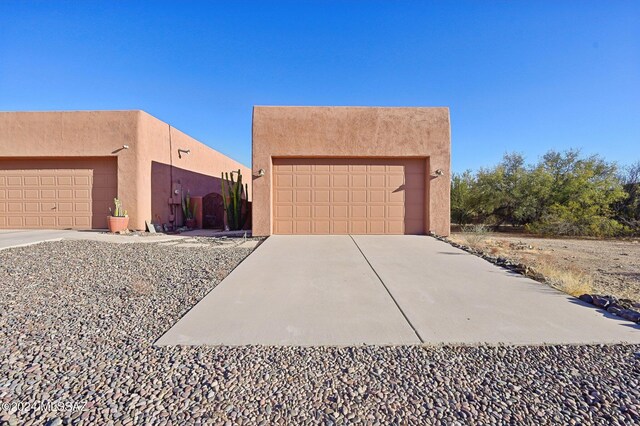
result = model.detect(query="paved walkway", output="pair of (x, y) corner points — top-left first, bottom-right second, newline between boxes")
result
(157, 235), (640, 346)
(0, 229), (186, 250)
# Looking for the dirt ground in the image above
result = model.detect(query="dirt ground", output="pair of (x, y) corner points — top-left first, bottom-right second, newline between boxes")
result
(449, 232), (640, 303)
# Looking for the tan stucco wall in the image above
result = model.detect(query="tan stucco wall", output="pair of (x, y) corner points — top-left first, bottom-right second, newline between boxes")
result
(252, 106), (451, 236)
(0, 111), (250, 230)
(137, 111), (251, 230)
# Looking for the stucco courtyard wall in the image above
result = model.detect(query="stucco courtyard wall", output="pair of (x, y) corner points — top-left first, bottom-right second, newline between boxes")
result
(0, 111), (249, 230)
(252, 106), (451, 236)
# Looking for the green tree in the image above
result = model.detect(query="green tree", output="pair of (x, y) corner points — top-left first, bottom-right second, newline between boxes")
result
(450, 171), (477, 225)
(527, 150), (627, 236)
(473, 153), (528, 225)
(613, 160), (640, 233)
(450, 149), (629, 236)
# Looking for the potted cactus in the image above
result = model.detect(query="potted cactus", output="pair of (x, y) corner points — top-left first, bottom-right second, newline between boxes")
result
(182, 191), (197, 229)
(107, 198), (129, 232)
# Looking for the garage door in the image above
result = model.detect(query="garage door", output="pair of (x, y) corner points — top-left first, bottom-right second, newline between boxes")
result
(0, 158), (117, 229)
(273, 158), (425, 235)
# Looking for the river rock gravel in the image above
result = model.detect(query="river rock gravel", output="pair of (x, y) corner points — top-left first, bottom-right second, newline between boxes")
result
(1, 240), (639, 425)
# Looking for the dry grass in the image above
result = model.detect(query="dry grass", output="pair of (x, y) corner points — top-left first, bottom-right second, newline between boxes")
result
(449, 234), (595, 298)
(532, 259), (594, 297)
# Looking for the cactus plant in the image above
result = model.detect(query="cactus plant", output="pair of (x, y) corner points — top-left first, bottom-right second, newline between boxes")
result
(182, 191), (196, 221)
(107, 198), (129, 232)
(109, 198), (127, 217)
(221, 169), (248, 231)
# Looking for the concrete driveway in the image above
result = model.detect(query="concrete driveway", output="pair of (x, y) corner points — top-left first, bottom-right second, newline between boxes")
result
(157, 235), (640, 346)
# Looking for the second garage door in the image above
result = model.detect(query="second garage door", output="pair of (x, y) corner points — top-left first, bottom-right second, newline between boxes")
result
(0, 158), (117, 229)
(273, 158), (425, 235)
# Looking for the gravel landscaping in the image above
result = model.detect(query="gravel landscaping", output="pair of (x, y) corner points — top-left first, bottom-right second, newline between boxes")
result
(1, 240), (640, 425)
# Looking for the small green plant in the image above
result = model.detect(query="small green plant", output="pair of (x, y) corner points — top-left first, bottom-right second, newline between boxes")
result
(221, 169), (248, 231)
(109, 198), (128, 217)
(182, 191), (196, 221)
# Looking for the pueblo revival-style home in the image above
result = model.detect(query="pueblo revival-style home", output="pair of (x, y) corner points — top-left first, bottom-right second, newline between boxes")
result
(0, 107), (450, 236)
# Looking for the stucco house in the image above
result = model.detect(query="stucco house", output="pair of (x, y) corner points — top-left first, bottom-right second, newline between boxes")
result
(1, 106), (450, 236)
(0, 111), (250, 231)
(252, 106), (450, 236)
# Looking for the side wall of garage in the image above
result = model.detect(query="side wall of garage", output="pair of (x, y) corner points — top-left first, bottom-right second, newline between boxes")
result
(136, 112), (252, 230)
(252, 106), (451, 236)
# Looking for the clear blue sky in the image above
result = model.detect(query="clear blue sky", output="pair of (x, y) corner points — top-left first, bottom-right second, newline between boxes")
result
(1, 1), (638, 172)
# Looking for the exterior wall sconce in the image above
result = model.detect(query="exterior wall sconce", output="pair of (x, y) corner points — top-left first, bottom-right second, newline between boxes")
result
(122, 145), (129, 149)
(432, 169), (444, 177)
(178, 149), (190, 159)
(257, 168), (265, 177)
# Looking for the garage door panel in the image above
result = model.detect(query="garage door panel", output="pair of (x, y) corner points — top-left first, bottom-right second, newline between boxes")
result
(314, 190), (329, 203)
(8, 202), (22, 212)
(0, 158), (117, 229)
(276, 205), (293, 218)
(350, 221), (367, 234)
(273, 158), (426, 235)
(295, 174), (311, 187)
(276, 189), (293, 203)
(40, 176), (56, 186)
(295, 205), (311, 219)
(314, 174), (330, 187)
(24, 176), (38, 185)
(387, 221), (404, 234)
(387, 174), (405, 188)
(369, 190), (385, 203)
(332, 174), (348, 187)
(8, 216), (23, 227)
(351, 174), (367, 187)
(314, 205), (330, 218)
(295, 190), (311, 202)
(275, 174), (293, 187)
(273, 221), (291, 234)
(368, 221), (385, 234)
(332, 190), (348, 203)
(331, 221), (348, 234)
(24, 202), (39, 213)
(388, 189), (404, 203)
(295, 221), (312, 234)
(312, 221), (329, 234)
(6, 176), (21, 186)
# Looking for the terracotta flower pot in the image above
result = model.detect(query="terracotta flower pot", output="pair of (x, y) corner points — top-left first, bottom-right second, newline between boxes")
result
(107, 216), (129, 233)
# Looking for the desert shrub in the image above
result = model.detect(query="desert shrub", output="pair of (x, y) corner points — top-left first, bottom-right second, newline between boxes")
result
(450, 149), (631, 237)
(461, 223), (489, 247)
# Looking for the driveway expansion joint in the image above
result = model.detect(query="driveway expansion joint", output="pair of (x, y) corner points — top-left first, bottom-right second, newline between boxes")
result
(349, 235), (425, 343)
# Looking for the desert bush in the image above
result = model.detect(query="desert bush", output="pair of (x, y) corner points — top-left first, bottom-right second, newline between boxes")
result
(450, 149), (631, 237)
(461, 224), (489, 247)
